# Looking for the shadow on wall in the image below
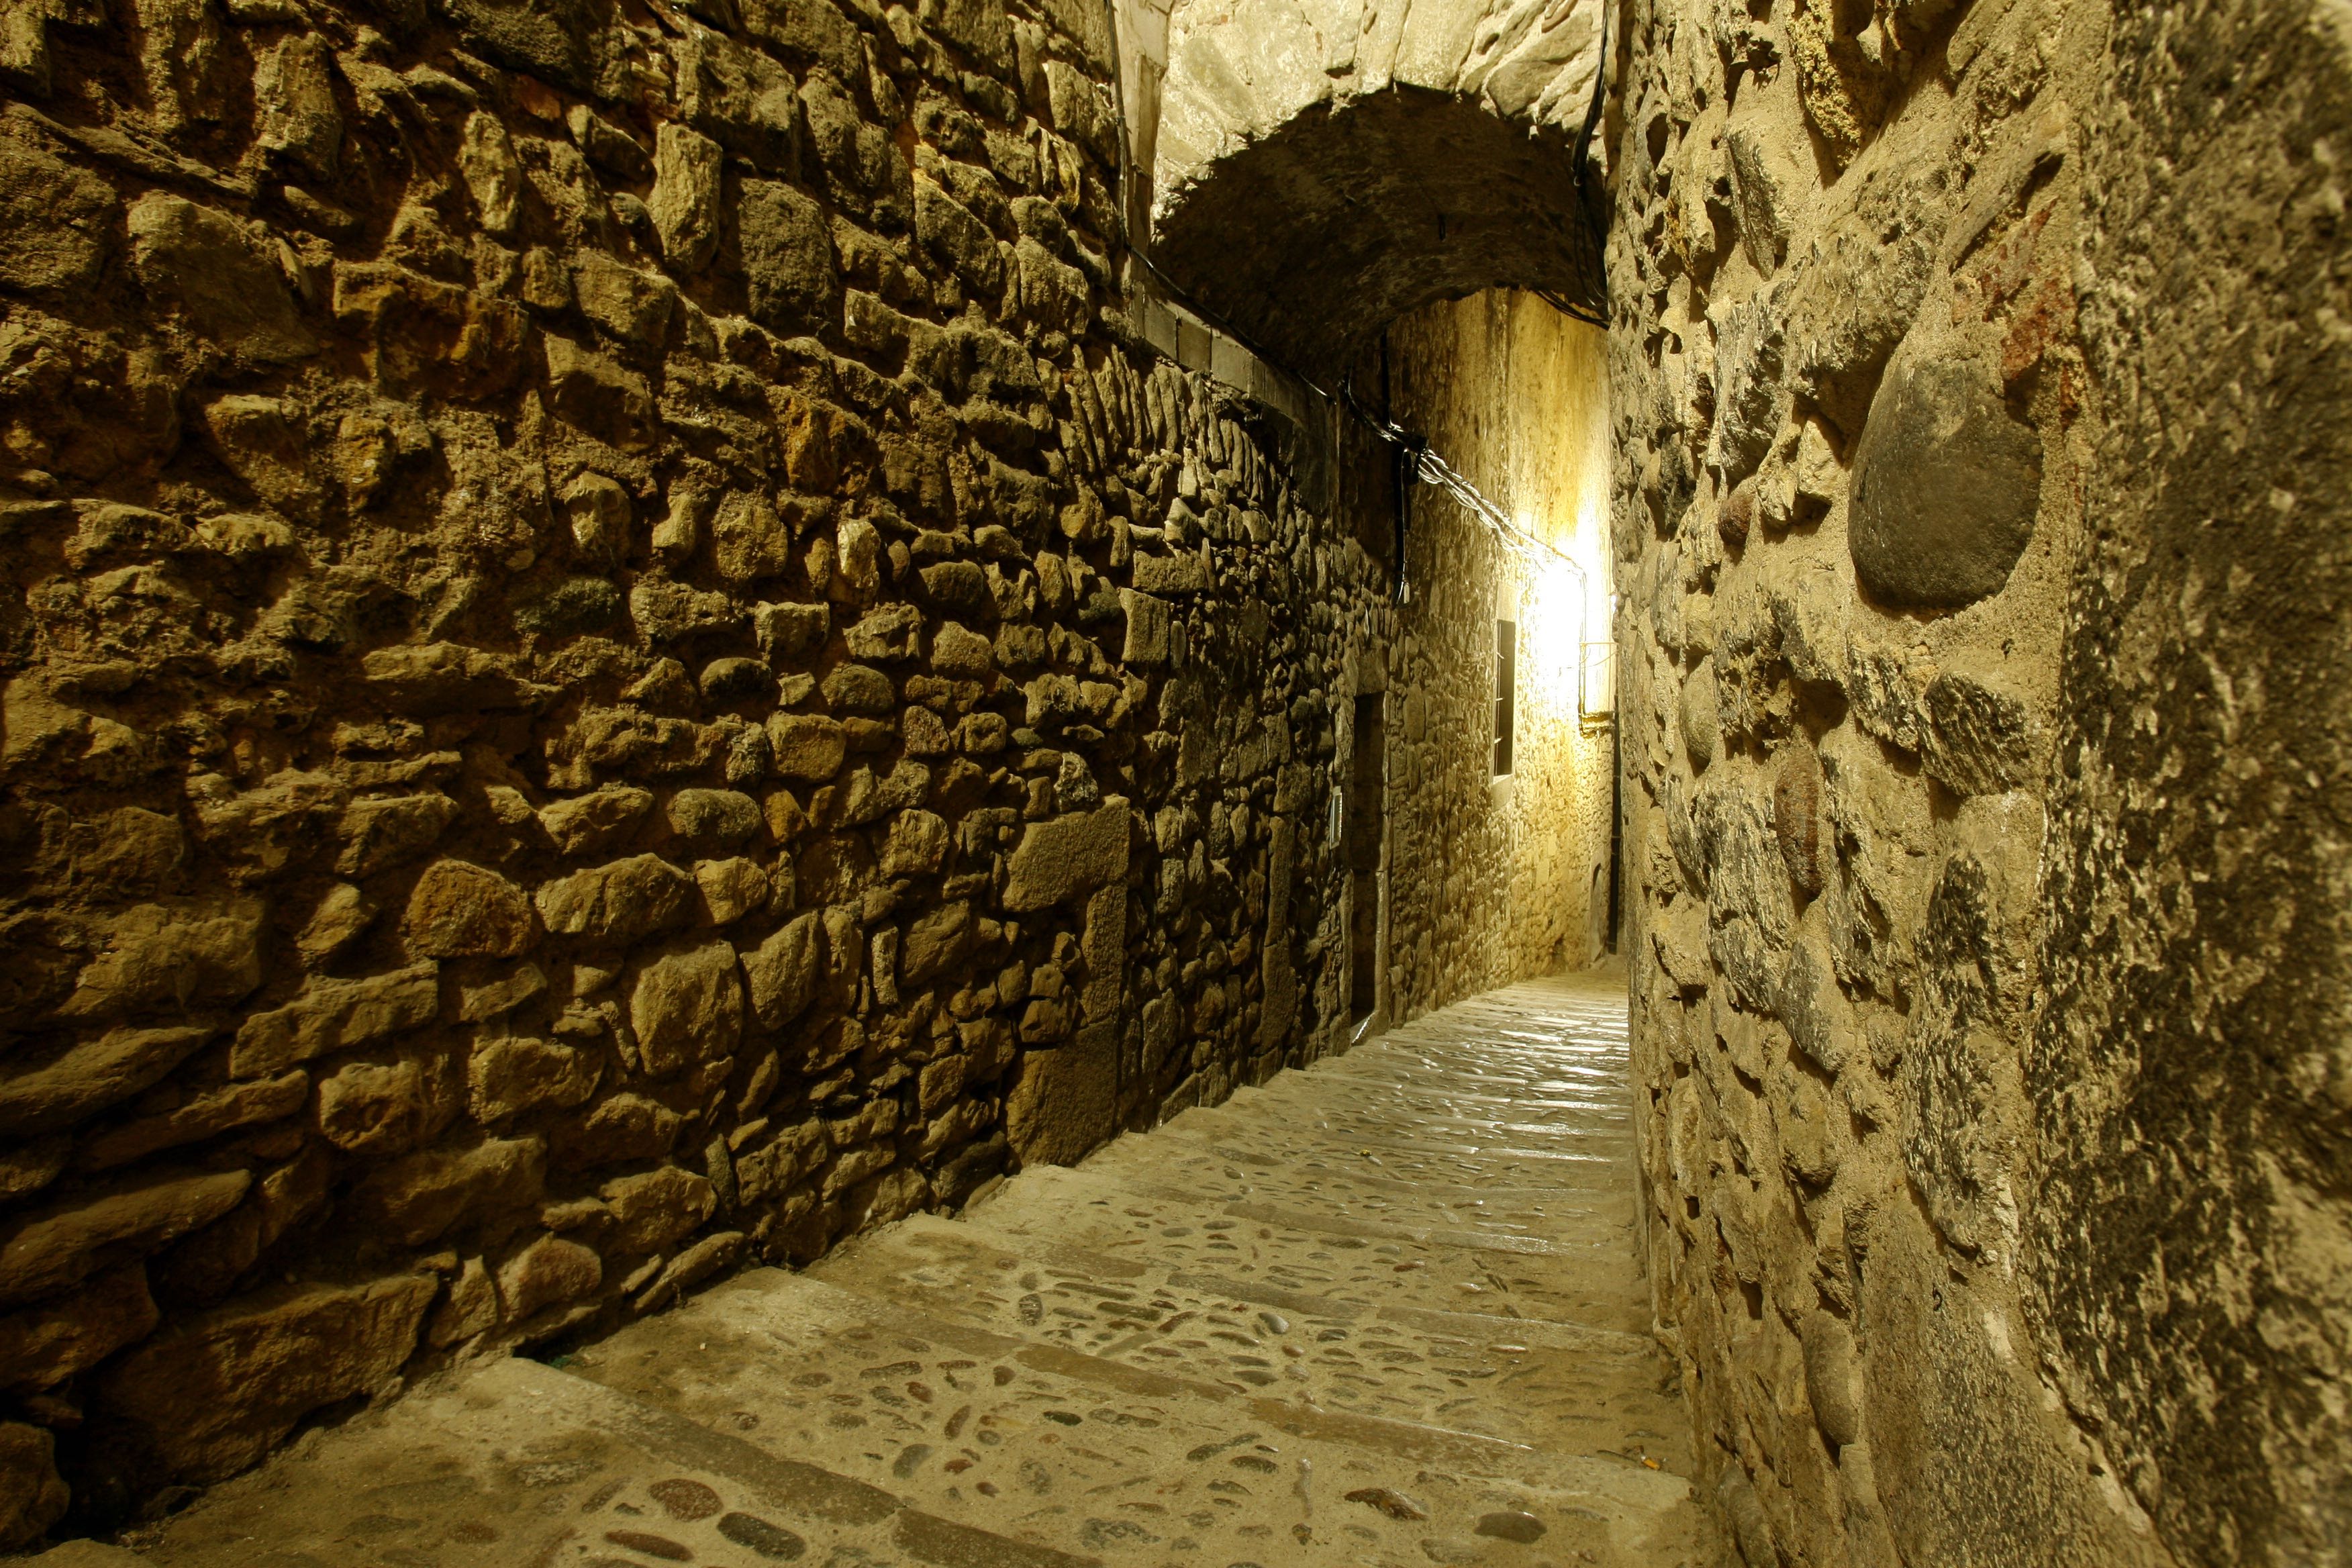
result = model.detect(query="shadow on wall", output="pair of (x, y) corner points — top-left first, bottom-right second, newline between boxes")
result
(1608, 0), (2352, 1562)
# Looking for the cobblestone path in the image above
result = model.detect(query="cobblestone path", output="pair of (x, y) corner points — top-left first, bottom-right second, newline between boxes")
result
(127, 976), (1715, 1568)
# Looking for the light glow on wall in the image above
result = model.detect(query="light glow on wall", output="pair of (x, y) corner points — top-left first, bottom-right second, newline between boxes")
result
(1515, 508), (1613, 722)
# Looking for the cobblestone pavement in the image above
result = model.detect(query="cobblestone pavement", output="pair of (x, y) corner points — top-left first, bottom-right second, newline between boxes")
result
(121, 975), (1716, 1568)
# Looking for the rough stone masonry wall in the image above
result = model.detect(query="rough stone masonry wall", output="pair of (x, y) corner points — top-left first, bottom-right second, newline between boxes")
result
(1382, 289), (1616, 1019)
(0, 0), (1406, 1541)
(1609, 0), (2352, 1562)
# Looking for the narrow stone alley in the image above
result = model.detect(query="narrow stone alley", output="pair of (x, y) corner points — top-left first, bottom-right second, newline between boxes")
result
(100, 976), (1709, 1568)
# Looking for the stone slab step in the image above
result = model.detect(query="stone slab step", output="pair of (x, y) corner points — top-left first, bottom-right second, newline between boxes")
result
(1118, 1108), (1634, 1197)
(807, 1214), (1686, 1465)
(132, 1352), (1093, 1568)
(1230, 1087), (1638, 1147)
(968, 1164), (1635, 1326)
(1077, 1133), (1646, 1297)
(560, 1263), (1701, 1568)
(1280, 1072), (1631, 1106)
(1255, 1065), (1634, 1111)
(1311, 1046), (1626, 1086)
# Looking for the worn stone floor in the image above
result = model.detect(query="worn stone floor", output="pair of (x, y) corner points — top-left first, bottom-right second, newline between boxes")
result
(89, 974), (1716, 1568)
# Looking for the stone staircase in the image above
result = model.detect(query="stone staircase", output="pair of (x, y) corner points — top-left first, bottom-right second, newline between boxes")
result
(103, 976), (1718, 1568)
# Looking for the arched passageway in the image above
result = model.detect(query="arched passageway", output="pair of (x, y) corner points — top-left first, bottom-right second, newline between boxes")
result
(1132, 0), (1610, 372)
(1150, 86), (1601, 371)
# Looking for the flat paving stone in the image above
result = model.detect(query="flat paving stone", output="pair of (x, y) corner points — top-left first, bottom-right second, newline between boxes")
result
(117, 973), (1720, 1568)
(562, 1267), (1677, 1567)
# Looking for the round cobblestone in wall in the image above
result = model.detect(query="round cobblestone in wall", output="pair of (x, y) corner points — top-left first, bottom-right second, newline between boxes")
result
(1847, 354), (2044, 609)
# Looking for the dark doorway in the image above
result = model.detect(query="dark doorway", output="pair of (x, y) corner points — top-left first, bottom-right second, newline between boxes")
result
(1347, 693), (1386, 1024)
(1493, 619), (1516, 776)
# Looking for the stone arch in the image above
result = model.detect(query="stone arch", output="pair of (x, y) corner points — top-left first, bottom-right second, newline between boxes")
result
(1131, 0), (1610, 371)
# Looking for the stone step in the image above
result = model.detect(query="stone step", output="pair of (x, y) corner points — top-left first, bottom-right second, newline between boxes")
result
(560, 1263), (1703, 1568)
(123, 975), (1712, 1568)
(806, 1214), (1685, 1466)
(1080, 1126), (1638, 1238)
(134, 1351), (1091, 1568)
(1121, 1105), (1635, 1192)
(1310, 1069), (1632, 1105)
(1346, 1065), (1626, 1097)
(1263, 1061), (1636, 1106)
(968, 1163), (1634, 1324)
(1230, 1083), (1638, 1143)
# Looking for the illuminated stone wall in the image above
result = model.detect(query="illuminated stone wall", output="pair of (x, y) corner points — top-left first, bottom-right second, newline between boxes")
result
(1381, 291), (1618, 1021)
(1607, 0), (2352, 1561)
(0, 0), (1426, 1536)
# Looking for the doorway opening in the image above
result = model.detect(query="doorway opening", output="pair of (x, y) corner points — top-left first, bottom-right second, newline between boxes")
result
(1347, 693), (1387, 1025)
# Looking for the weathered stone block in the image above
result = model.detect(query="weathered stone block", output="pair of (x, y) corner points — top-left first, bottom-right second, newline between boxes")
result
(1120, 588), (1173, 665)
(317, 1056), (448, 1157)
(544, 334), (653, 449)
(497, 1234), (602, 1322)
(1132, 551), (1208, 595)
(821, 663), (897, 714)
(348, 1135), (545, 1248)
(56, 897), (266, 1022)
(0, 1169), (250, 1308)
(1771, 746), (1826, 898)
(650, 123), (724, 273)
(0, 1024), (212, 1138)
(0, 1263), (156, 1393)
(742, 912), (826, 1029)
(1004, 1024), (1115, 1169)
(1678, 658), (1720, 771)
(1726, 115), (1802, 275)
(1849, 356), (2043, 609)
(600, 1167), (716, 1255)
(468, 1036), (600, 1124)
(231, 965), (439, 1078)
(535, 855), (697, 944)
(1918, 671), (2039, 796)
(766, 714), (845, 783)
(0, 135), (111, 295)
(1801, 1309), (1863, 1447)
(538, 785), (655, 855)
(914, 175), (1003, 292)
(96, 1274), (437, 1483)
(739, 179), (839, 333)
(254, 34), (341, 180)
(1002, 799), (1129, 912)
(127, 193), (315, 365)
(78, 1070), (309, 1171)
(1777, 932), (1855, 1073)
(556, 1093), (682, 1171)
(1708, 290), (1787, 483)
(667, 787), (762, 844)
(0, 1420), (68, 1550)
(677, 26), (800, 167)
(628, 941), (744, 1078)
(573, 251), (677, 347)
(405, 860), (538, 958)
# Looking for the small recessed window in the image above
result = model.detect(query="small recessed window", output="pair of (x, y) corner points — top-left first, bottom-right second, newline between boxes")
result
(1493, 618), (1516, 776)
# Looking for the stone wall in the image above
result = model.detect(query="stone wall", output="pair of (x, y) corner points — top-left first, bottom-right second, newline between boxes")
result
(1382, 290), (1616, 1018)
(1608, 0), (2352, 1561)
(0, 0), (1429, 1540)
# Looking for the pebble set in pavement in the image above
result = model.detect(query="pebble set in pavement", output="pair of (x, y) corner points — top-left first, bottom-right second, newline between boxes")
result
(121, 975), (1717, 1568)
